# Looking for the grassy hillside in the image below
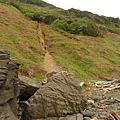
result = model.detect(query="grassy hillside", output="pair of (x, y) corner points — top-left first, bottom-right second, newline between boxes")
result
(0, 1), (120, 81)
(43, 24), (120, 80)
(0, 3), (45, 80)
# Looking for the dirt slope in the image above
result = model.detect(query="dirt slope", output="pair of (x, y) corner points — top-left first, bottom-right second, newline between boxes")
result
(44, 52), (61, 72)
(37, 23), (61, 73)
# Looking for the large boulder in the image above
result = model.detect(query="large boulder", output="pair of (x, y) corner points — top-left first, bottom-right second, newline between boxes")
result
(0, 50), (20, 120)
(23, 71), (87, 119)
(19, 75), (41, 101)
(44, 15), (55, 24)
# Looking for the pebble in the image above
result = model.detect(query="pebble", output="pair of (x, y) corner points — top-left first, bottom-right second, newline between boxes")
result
(87, 100), (94, 104)
(81, 110), (95, 117)
(83, 117), (91, 120)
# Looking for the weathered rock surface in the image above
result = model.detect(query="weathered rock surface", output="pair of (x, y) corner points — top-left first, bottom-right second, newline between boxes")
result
(38, 113), (83, 120)
(19, 75), (41, 101)
(23, 71), (87, 119)
(0, 50), (20, 120)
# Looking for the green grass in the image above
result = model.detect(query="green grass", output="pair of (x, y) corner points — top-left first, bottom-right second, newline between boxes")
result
(0, 4), (45, 81)
(43, 23), (120, 81)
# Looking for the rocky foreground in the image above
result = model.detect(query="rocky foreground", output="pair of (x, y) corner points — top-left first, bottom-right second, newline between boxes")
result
(0, 50), (20, 120)
(0, 50), (120, 120)
(83, 85), (120, 120)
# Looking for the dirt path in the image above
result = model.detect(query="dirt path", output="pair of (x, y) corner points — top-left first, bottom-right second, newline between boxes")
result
(37, 23), (61, 73)
(44, 52), (61, 73)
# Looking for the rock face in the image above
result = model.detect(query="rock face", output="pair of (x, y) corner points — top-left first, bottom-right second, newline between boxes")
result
(44, 15), (55, 24)
(19, 75), (41, 101)
(0, 50), (20, 120)
(23, 71), (87, 119)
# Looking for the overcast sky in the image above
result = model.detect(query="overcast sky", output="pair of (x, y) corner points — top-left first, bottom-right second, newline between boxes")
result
(43, 0), (120, 18)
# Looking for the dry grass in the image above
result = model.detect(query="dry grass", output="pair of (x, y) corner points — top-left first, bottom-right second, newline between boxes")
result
(0, 4), (45, 80)
(42, 23), (120, 81)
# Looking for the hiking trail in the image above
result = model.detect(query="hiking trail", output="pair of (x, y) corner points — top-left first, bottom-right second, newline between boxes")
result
(38, 23), (61, 73)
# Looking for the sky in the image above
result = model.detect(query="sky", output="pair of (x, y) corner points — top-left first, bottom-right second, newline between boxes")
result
(43, 0), (120, 18)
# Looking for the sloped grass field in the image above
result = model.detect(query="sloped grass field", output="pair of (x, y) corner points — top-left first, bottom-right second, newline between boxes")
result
(43, 23), (120, 81)
(0, 4), (45, 80)
(0, 1), (120, 81)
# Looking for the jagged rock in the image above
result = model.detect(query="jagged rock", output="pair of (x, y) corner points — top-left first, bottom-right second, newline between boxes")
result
(23, 71), (87, 119)
(38, 113), (83, 120)
(0, 50), (9, 88)
(0, 103), (18, 120)
(46, 71), (57, 78)
(44, 15), (55, 24)
(81, 110), (95, 117)
(19, 75), (41, 101)
(0, 50), (20, 120)
(0, 89), (14, 105)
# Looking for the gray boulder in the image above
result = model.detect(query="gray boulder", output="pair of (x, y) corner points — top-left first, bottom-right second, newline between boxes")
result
(0, 50), (20, 120)
(23, 71), (87, 119)
(19, 75), (41, 101)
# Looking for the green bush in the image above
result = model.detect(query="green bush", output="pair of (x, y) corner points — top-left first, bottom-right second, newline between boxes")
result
(69, 18), (99, 36)
(109, 27), (120, 34)
(52, 18), (99, 37)
(52, 19), (68, 31)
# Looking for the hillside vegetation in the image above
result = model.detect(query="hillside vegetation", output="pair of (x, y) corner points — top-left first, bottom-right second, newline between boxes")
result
(0, 0), (120, 81)
(0, 3), (45, 80)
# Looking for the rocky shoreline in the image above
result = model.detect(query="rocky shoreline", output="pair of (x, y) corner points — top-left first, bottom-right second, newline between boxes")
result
(83, 88), (120, 120)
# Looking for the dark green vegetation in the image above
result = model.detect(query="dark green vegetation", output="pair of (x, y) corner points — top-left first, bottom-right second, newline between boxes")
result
(0, 0), (120, 81)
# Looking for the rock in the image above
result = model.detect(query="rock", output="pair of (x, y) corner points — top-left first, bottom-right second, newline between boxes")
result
(0, 50), (10, 55)
(92, 103), (99, 108)
(19, 75), (41, 101)
(99, 114), (108, 119)
(0, 54), (10, 60)
(99, 105), (108, 109)
(46, 71), (57, 78)
(33, 114), (83, 120)
(80, 82), (85, 87)
(66, 114), (83, 120)
(83, 117), (91, 120)
(44, 15), (55, 24)
(23, 71), (87, 119)
(0, 51), (9, 88)
(0, 50), (20, 120)
(0, 89), (14, 105)
(87, 100), (94, 105)
(77, 114), (84, 120)
(91, 95), (102, 101)
(81, 110), (95, 117)
(91, 117), (98, 120)
(0, 103), (18, 120)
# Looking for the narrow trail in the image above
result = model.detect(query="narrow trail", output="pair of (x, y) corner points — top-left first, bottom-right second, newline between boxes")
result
(37, 23), (61, 73)
(44, 52), (60, 73)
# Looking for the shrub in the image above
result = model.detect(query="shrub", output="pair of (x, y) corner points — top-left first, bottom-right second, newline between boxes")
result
(109, 27), (120, 34)
(51, 18), (100, 37)
(52, 19), (69, 31)
(69, 18), (99, 36)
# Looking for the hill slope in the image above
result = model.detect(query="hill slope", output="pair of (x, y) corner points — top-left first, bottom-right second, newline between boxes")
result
(0, 1), (120, 81)
(0, 3), (45, 80)
(42, 23), (120, 80)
